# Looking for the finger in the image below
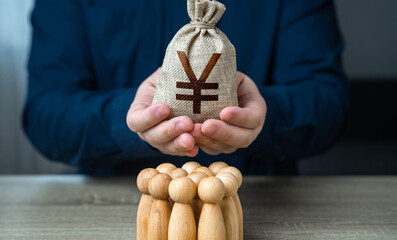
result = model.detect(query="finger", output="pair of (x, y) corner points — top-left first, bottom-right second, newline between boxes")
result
(236, 72), (267, 110)
(191, 123), (232, 150)
(142, 135), (194, 157)
(147, 67), (162, 86)
(161, 133), (196, 155)
(127, 103), (170, 132)
(186, 145), (199, 157)
(220, 106), (265, 129)
(140, 116), (194, 145)
(126, 68), (165, 132)
(201, 119), (255, 148)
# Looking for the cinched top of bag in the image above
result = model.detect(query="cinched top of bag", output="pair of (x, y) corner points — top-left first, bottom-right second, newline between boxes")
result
(187, 0), (226, 29)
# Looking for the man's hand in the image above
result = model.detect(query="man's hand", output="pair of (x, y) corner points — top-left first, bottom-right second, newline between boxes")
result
(126, 68), (199, 157)
(191, 72), (267, 155)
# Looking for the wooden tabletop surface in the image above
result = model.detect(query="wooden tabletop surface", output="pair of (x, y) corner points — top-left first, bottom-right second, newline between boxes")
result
(0, 175), (396, 240)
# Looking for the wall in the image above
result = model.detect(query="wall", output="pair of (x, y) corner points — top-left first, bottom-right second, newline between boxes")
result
(299, 0), (397, 175)
(335, 0), (397, 79)
(0, 1), (74, 174)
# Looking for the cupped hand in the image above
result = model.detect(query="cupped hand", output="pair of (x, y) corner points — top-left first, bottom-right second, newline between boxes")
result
(126, 68), (199, 157)
(191, 71), (267, 155)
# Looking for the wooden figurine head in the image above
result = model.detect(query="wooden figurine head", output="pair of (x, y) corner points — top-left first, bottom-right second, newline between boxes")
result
(182, 161), (201, 174)
(209, 162), (229, 175)
(219, 166), (242, 188)
(137, 168), (159, 195)
(156, 163), (177, 175)
(187, 172), (208, 198)
(198, 177), (225, 203)
(148, 173), (172, 200)
(170, 168), (188, 179)
(193, 166), (215, 177)
(169, 177), (196, 203)
(216, 172), (238, 197)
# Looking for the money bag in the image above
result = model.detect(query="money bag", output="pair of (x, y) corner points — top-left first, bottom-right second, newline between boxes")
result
(152, 0), (238, 123)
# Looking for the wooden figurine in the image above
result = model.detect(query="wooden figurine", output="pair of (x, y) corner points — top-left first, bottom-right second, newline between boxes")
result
(209, 162), (229, 175)
(193, 166), (215, 177)
(170, 168), (188, 179)
(187, 172), (208, 223)
(168, 177), (197, 240)
(197, 177), (226, 240)
(148, 173), (172, 240)
(169, 168), (188, 208)
(182, 161), (201, 174)
(219, 167), (243, 240)
(216, 172), (239, 240)
(137, 168), (159, 240)
(156, 163), (177, 175)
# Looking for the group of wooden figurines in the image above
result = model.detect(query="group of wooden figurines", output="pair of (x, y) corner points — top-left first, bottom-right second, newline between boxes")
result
(136, 161), (243, 240)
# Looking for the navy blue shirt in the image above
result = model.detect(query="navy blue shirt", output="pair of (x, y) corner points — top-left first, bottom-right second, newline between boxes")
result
(23, 0), (348, 175)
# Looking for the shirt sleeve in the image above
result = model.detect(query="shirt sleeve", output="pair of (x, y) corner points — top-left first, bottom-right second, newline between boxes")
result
(244, 0), (349, 160)
(23, 0), (161, 168)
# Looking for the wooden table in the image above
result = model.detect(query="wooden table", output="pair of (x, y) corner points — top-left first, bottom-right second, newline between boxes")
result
(0, 176), (396, 239)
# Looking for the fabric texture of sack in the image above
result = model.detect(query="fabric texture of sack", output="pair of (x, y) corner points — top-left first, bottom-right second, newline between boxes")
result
(152, 0), (238, 123)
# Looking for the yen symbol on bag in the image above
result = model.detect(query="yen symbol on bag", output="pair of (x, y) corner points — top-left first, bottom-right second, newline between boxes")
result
(176, 51), (221, 114)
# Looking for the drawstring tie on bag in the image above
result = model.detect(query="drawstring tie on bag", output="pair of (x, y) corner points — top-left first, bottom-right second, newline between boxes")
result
(189, 21), (216, 29)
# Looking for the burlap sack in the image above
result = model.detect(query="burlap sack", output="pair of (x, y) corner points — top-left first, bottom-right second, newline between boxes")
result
(152, 0), (238, 123)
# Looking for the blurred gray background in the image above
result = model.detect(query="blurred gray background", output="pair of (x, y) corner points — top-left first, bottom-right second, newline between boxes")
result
(0, 0), (396, 174)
